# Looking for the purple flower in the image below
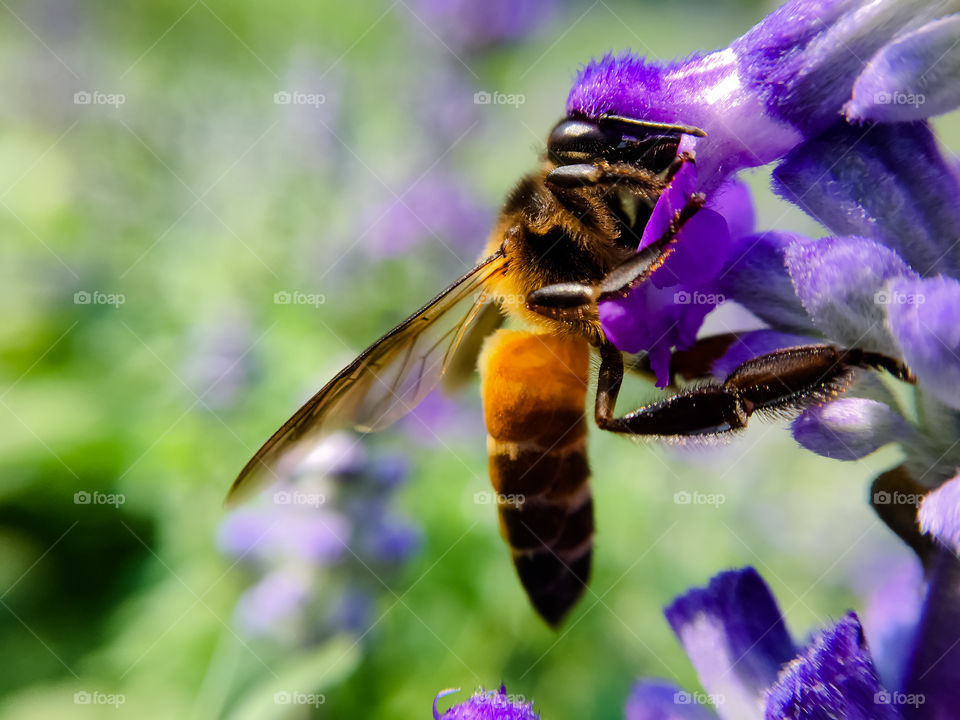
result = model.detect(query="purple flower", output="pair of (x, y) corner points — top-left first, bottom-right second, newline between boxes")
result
(572, 1), (960, 543)
(397, 388), (485, 447)
(919, 474), (960, 554)
(181, 312), (256, 410)
(598, 166), (747, 387)
(405, 0), (557, 54)
(767, 126), (960, 503)
(573, 0), (960, 395)
(862, 559), (925, 693)
(361, 170), (491, 261)
(217, 433), (420, 645)
(433, 686), (538, 720)
(233, 569), (312, 639)
(567, 0), (956, 192)
(628, 565), (960, 719)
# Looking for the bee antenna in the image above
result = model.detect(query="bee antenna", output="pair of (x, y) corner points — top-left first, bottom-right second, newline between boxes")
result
(598, 113), (707, 138)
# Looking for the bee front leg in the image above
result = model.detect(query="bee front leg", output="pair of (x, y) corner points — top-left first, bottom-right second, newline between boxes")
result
(545, 151), (694, 191)
(524, 282), (599, 322)
(525, 240), (673, 323)
(546, 163), (656, 189)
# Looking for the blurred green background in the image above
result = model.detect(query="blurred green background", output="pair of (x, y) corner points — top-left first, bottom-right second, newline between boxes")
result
(2, 0), (956, 717)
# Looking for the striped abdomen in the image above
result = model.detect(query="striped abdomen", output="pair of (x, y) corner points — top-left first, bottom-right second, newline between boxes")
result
(478, 330), (593, 627)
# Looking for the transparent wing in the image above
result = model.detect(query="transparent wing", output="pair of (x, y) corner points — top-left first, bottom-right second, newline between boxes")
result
(226, 251), (507, 505)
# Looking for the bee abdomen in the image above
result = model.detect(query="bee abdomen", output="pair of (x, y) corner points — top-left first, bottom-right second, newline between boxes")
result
(479, 330), (593, 627)
(490, 440), (594, 627)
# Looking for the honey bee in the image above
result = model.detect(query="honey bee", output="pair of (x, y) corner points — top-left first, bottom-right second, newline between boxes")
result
(227, 113), (912, 626)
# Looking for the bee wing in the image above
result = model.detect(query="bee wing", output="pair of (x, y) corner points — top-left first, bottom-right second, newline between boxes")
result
(226, 250), (507, 506)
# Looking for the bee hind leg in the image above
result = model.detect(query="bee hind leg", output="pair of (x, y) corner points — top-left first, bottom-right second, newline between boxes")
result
(594, 342), (912, 438)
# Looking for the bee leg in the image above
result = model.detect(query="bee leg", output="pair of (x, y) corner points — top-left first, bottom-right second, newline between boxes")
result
(595, 343), (913, 437)
(546, 152), (695, 190)
(525, 282), (599, 322)
(594, 343), (749, 435)
(546, 163), (656, 189)
(525, 240), (676, 323)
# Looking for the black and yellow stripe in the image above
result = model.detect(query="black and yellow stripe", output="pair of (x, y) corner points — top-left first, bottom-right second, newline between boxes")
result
(479, 330), (593, 626)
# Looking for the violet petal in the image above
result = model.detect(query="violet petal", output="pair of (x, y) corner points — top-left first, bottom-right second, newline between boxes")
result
(862, 558), (925, 694)
(900, 550), (960, 719)
(791, 398), (912, 461)
(599, 282), (715, 388)
(765, 612), (902, 720)
(640, 160), (699, 251)
(567, 51), (802, 193)
(434, 686), (539, 720)
(217, 507), (273, 560)
(665, 568), (796, 720)
(234, 570), (311, 637)
(846, 15), (960, 123)
(784, 235), (918, 353)
(706, 178), (755, 242)
(886, 276), (960, 412)
(918, 472), (960, 554)
(716, 232), (817, 335)
(626, 680), (719, 720)
(600, 199), (732, 384)
(734, 0), (949, 135)
(567, 1), (952, 191)
(773, 121), (960, 278)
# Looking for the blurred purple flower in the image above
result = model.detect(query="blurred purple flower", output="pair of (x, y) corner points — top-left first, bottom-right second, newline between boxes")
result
(398, 389), (484, 447)
(862, 558), (925, 693)
(433, 686), (538, 720)
(182, 312), (256, 410)
(275, 54), (344, 163)
(234, 569), (312, 638)
(628, 565), (960, 719)
(218, 502), (350, 565)
(217, 432), (420, 644)
(405, 0), (557, 54)
(362, 170), (491, 260)
(410, 65), (486, 147)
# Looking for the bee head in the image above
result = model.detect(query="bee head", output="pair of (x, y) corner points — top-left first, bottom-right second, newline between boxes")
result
(547, 114), (705, 173)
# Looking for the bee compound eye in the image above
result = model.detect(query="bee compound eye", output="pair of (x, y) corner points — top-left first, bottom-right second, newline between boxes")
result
(547, 118), (619, 164)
